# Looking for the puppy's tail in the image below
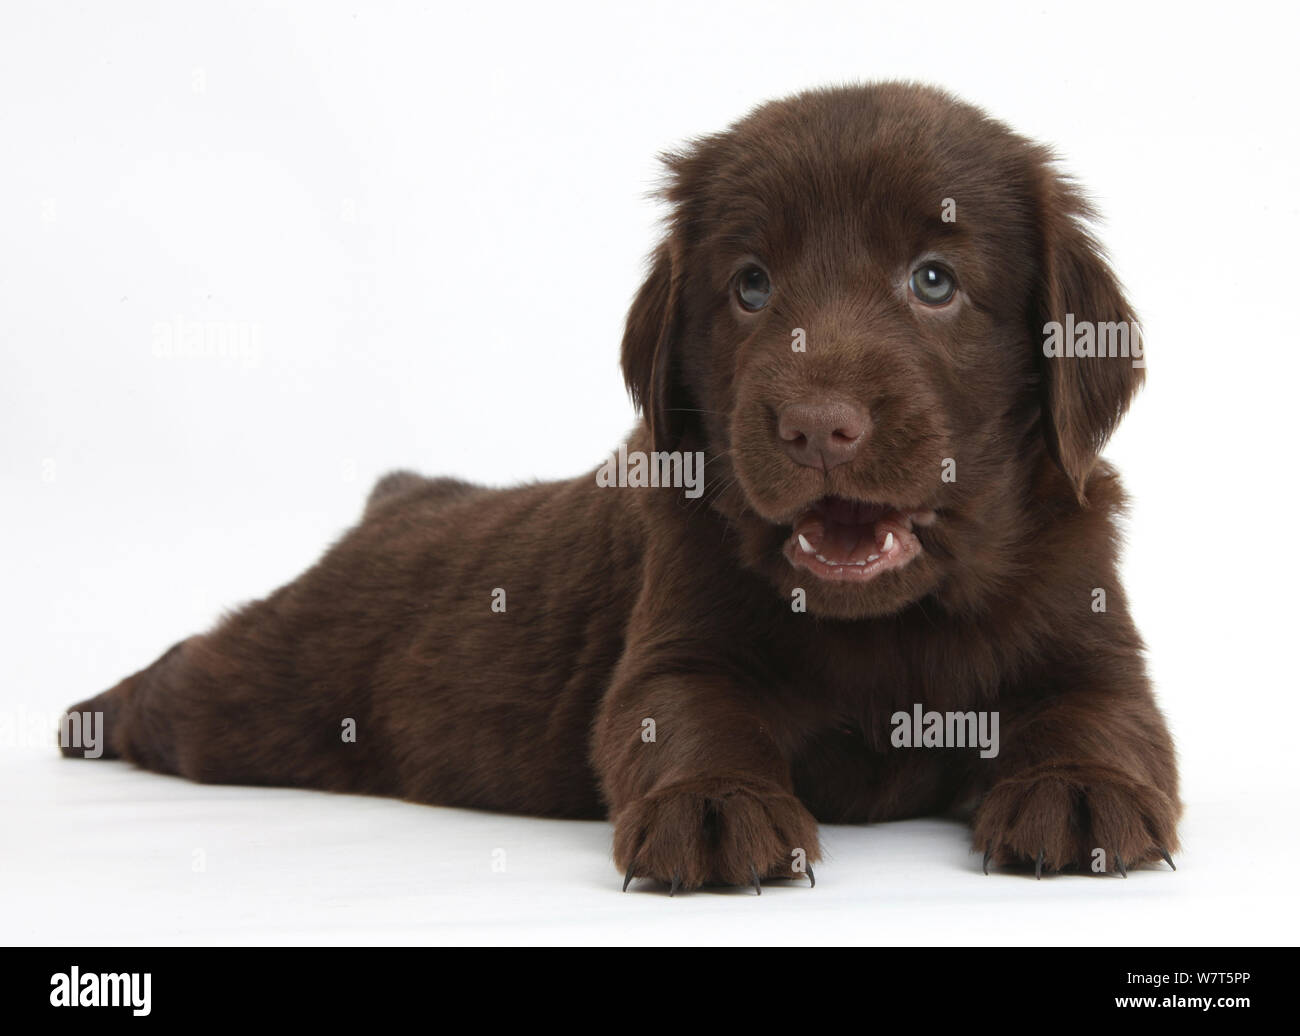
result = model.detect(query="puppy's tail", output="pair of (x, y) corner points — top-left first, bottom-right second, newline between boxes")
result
(364, 470), (481, 517)
(58, 639), (189, 773)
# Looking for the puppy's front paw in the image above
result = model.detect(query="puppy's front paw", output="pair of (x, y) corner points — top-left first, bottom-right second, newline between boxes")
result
(613, 777), (820, 893)
(973, 767), (1179, 877)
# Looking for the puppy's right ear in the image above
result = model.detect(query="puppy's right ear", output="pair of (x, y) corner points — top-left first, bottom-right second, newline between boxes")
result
(621, 241), (687, 453)
(1033, 165), (1146, 504)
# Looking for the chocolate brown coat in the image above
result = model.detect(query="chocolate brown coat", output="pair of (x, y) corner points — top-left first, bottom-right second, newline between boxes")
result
(63, 83), (1180, 890)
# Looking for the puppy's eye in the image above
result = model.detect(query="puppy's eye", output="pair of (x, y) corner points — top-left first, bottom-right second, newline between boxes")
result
(736, 266), (773, 311)
(909, 264), (957, 306)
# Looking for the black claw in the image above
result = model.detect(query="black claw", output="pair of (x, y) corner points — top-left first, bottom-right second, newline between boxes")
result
(983, 846), (993, 876)
(1116, 853), (1128, 878)
(669, 873), (681, 897)
(1035, 848), (1045, 880)
(1159, 847), (1176, 871)
(623, 867), (634, 892)
(806, 864), (816, 888)
(749, 863), (762, 895)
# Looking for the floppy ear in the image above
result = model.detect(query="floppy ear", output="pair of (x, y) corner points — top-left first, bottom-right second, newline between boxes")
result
(621, 241), (688, 454)
(1035, 171), (1146, 503)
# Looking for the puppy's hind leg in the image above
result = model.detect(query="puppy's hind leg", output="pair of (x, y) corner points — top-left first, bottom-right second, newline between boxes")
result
(60, 470), (465, 792)
(60, 616), (401, 797)
(59, 638), (191, 772)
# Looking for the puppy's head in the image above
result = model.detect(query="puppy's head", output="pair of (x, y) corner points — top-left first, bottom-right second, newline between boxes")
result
(622, 83), (1143, 620)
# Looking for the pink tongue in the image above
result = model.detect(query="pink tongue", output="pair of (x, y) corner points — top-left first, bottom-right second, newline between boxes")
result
(793, 513), (883, 564)
(821, 519), (874, 560)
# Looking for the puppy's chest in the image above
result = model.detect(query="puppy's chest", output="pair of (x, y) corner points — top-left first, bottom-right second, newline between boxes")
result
(784, 621), (997, 729)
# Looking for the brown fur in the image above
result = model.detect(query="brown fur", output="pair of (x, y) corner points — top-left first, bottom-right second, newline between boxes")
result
(63, 83), (1180, 889)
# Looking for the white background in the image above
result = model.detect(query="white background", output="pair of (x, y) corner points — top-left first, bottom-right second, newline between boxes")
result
(2, 1), (1297, 945)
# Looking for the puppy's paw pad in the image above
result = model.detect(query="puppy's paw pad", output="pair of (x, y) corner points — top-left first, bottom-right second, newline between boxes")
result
(614, 777), (820, 892)
(973, 770), (1178, 877)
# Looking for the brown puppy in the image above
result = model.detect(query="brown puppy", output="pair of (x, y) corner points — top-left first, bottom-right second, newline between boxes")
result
(63, 83), (1179, 891)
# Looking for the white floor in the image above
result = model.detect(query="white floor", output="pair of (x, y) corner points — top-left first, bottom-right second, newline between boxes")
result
(1, 744), (1290, 946)
(2, 490), (1298, 946)
(2, 0), (1298, 950)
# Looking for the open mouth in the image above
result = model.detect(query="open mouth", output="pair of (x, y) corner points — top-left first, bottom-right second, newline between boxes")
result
(783, 496), (934, 583)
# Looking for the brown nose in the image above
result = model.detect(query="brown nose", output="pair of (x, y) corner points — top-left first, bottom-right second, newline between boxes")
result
(777, 400), (870, 471)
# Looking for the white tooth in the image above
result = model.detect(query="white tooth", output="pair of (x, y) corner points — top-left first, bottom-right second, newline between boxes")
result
(866, 554), (879, 562)
(816, 554), (828, 563)
(854, 560), (867, 566)
(883, 532), (895, 552)
(798, 533), (815, 554)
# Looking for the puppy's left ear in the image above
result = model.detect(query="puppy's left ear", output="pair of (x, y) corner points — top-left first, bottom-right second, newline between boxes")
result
(621, 241), (688, 453)
(1035, 171), (1146, 503)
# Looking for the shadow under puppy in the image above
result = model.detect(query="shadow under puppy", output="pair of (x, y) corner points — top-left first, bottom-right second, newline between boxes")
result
(63, 82), (1179, 892)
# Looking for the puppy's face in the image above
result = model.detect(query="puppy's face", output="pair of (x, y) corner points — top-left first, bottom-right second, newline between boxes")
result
(623, 85), (1143, 620)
